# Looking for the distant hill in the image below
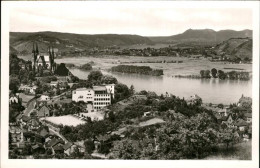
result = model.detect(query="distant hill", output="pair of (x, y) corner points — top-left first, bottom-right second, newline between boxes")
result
(214, 38), (252, 60)
(148, 29), (252, 45)
(10, 31), (153, 54)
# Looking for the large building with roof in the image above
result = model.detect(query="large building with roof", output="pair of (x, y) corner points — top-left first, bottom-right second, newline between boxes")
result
(72, 84), (115, 111)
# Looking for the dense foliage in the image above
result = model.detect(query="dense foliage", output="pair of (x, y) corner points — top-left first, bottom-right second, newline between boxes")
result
(55, 63), (69, 76)
(80, 63), (92, 71)
(200, 68), (250, 80)
(111, 65), (163, 76)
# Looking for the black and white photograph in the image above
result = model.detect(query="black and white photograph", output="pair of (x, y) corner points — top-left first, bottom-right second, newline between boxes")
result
(1, 1), (259, 168)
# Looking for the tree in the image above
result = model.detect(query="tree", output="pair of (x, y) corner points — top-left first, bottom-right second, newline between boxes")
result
(129, 85), (135, 95)
(80, 63), (92, 71)
(220, 127), (238, 150)
(218, 70), (226, 80)
(113, 83), (130, 102)
(9, 76), (20, 93)
(84, 139), (95, 154)
(108, 111), (116, 122)
(200, 70), (205, 78)
(88, 71), (103, 82)
(101, 75), (118, 84)
(218, 103), (224, 109)
(211, 68), (218, 78)
(55, 63), (69, 76)
(204, 70), (211, 78)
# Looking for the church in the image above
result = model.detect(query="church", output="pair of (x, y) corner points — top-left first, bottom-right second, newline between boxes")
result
(32, 43), (56, 72)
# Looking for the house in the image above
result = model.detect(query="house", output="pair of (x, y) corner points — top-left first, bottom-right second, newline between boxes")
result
(244, 113), (252, 123)
(39, 127), (49, 138)
(234, 119), (248, 131)
(9, 95), (19, 104)
(242, 133), (251, 141)
(18, 61), (26, 69)
(45, 138), (62, 148)
(186, 94), (202, 105)
(19, 85), (37, 95)
(216, 108), (228, 117)
(72, 84), (115, 111)
(15, 113), (23, 123)
(63, 142), (77, 156)
(52, 144), (64, 154)
(219, 114), (233, 127)
(144, 111), (153, 117)
(50, 81), (59, 87)
(238, 94), (252, 108)
(9, 126), (22, 143)
(38, 105), (50, 117)
(29, 119), (41, 130)
(32, 144), (45, 154)
(59, 82), (68, 90)
(21, 115), (30, 125)
(24, 99), (37, 116)
(40, 93), (50, 101)
(164, 92), (171, 98)
(131, 94), (147, 102)
(73, 140), (85, 153)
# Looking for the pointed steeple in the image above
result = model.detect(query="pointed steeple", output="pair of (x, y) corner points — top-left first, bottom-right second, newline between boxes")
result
(32, 42), (35, 53)
(36, 43), (39, 55)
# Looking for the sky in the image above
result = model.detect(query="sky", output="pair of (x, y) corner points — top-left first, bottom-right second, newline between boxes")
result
(9, 2), (252, 36)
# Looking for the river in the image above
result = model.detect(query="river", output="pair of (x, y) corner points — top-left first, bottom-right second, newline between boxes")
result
(46, 55), (252, 104)
(68, 68), (252, 104)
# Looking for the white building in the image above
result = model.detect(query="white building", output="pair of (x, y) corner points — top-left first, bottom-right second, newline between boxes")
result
(72, 88), (94, 103)
(72, 84), (115, 111)
(19, 85), (37, 95)
(40, 93), (50, 101)
(9, 96), (19, 104)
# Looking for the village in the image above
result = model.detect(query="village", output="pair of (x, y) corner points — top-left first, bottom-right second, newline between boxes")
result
(9, 43), (252, 159)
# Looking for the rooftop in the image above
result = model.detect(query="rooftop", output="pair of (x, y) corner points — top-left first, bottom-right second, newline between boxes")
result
(63, 142), (73, 150)
(93, 86), (107, 91)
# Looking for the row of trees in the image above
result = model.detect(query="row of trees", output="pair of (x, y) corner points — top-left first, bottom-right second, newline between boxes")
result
(200, 68), (250, 80)
(111, 65), (163, 76)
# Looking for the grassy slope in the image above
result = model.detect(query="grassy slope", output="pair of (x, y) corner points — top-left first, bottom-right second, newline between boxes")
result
(205, 140), (252, 160)
(10, 31), (154, 54)
(214, 38), (252, 59)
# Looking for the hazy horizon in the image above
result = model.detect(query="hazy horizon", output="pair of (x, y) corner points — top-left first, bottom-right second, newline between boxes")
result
(9, 28), (252, 37)
(9, 2), (252, 36)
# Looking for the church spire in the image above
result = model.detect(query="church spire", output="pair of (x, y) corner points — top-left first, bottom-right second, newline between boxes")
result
(32, 42), (35, 53)
(36, 43), (39, 55)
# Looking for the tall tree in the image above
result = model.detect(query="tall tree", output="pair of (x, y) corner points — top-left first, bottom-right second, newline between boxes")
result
(211, 68), (218, 78)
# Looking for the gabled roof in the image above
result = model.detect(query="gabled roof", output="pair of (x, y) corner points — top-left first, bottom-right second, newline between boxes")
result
(219, 114), (232, 121)
(16, 113), (23, 120)
(42, 92), (50, 96)
(93, 86), (107, 91)
(32, 144), (40, 150)
(234, 119), (248, 126)
(75, 88), (90, 91)
(53, 144), (64, 151)
(45, 138), (61, 148)
(31, 119), (40, 127)
(39, 128), (49, 137)
(244, 113), (252, 118)
(96, 134), (110, 142)
(63, 142), (73, 150)
(38, 106), (49, 117)
(50, 81), (59, 84)
(21, 115), (30, 122)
